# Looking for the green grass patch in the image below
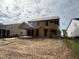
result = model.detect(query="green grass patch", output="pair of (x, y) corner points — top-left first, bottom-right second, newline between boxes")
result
(65, 39), (79, 59)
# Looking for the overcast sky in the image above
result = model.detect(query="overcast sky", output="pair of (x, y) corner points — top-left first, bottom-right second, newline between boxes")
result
(0, 0), (79, 30)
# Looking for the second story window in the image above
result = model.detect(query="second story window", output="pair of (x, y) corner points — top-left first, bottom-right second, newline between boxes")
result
(46, 22), (48, 26)
(55, 20), (59, 25)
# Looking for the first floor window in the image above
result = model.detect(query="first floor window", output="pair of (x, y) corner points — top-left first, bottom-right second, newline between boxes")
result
(52, 30), (57, 35)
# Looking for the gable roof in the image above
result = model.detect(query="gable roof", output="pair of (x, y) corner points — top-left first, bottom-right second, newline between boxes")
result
(19, 22), (33, 29)
(5, 22), (31, 29)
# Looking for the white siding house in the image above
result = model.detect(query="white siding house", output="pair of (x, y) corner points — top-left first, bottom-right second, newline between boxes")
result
(6, 24), (26, 36)
(0, 22), (31, 37)
(67, 18), (79, 37)
(6, 22), (29, 36)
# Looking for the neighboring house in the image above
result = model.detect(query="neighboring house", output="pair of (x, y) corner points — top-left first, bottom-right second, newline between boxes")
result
(26, 16), (60, 38)
(0, 22), (34, 37)
(67, 18), (79, 37)
(6, 22), (27, 36)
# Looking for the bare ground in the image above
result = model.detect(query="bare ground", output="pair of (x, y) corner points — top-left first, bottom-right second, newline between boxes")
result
(0, 38), (75, 59)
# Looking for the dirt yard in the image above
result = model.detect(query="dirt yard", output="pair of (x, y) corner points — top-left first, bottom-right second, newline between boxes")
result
(0, 38), (75, 59)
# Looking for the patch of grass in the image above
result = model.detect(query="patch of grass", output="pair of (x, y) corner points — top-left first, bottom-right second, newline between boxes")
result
(65, 39), (79, 59)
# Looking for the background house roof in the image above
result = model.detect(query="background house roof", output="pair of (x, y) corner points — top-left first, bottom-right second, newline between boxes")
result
(1, 22), (33, 30)
(5, 23), (21, 28)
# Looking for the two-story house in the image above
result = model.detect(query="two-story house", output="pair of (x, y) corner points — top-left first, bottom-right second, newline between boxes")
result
(26, 16), (60, 38)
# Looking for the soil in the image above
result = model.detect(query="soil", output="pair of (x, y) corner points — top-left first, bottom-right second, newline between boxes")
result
(0, 38), (76, 59)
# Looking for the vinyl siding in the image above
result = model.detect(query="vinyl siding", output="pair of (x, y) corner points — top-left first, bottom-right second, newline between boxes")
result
(67, 20), (79, 37)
